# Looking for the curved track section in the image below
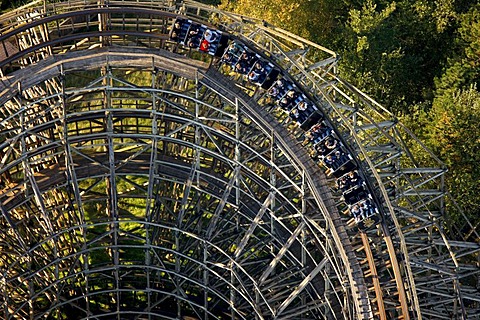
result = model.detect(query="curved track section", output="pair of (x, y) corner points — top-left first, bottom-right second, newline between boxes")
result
(0, 1), (478, 319)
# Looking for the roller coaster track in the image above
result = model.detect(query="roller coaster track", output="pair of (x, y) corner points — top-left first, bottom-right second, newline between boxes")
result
(0, 1), (478, 319)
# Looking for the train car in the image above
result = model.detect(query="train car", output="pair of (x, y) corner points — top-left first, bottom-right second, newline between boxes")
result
(299, 110), (323, 131)
(287, 98), (324, 130)
(338, 170), (380, 229)
(324, 149), (355, 177)
(344, 184), (369, 206)
(305, 121), (333, 144)
(312, 134), (339, 158)
(348, 198), (380, 230)
(170, 18), (189, 43)
(267, 78), (294, 102)
(170, 18), (229, 56)
(336, 170), (362, 192)
(221, 40), (280, 89)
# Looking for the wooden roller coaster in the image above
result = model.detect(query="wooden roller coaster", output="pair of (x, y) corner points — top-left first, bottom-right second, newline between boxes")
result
(0, 1), (478, 319)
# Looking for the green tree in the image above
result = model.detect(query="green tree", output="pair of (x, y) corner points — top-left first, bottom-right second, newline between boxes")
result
(435, 4), (480, 97)
(337, 0), (458, 114)
(423, 4), (480, 227)
(1, 1), (29, 11)
(220, 0), (343, 47)
(426, 87), (480, 226)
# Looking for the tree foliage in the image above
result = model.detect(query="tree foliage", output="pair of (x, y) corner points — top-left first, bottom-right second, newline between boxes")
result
(415, 87), (480, 225)
(435, 4), (480, 97)
(338, 0), (460, 113)
(220, 0), (342, 47)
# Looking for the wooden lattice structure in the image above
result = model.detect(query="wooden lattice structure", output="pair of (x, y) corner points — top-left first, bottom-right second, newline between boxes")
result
(0, 1), (478, 319)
